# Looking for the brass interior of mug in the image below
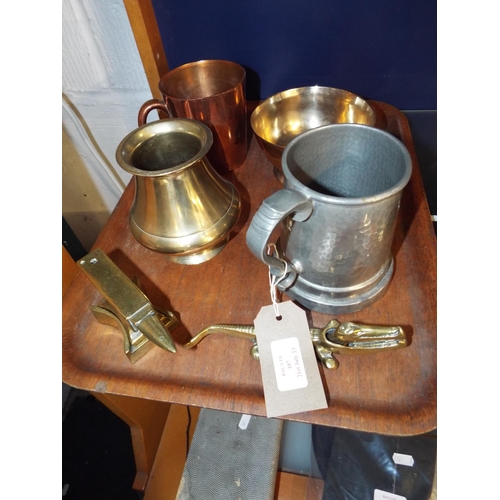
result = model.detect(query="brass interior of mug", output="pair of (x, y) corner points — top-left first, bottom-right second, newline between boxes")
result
(131, 132), (203, 171)
(117, 119), (213, 177)
(285, 125), (411, 199)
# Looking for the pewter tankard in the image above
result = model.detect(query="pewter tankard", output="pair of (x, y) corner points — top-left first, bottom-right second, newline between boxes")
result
(116, 119), (241, 264)
(246, 124), (412, 313)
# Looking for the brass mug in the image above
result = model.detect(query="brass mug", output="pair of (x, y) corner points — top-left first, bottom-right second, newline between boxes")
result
(116, 119), (241, 264)
(138, 60), (247, 174)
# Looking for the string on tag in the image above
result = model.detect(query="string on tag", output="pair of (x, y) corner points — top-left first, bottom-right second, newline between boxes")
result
(269, 272), (281, 319)
(267, 244), (288, 320)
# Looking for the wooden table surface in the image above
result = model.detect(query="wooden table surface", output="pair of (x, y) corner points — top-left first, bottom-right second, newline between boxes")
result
(62, 101), (437, 437)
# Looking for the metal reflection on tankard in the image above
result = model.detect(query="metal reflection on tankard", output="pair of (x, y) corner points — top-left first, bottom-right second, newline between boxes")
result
(116, 119), (241, 264)
(246, 124), (412, 314)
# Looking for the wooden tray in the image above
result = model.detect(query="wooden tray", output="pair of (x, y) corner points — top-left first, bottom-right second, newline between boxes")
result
(62, 101), (436, 436)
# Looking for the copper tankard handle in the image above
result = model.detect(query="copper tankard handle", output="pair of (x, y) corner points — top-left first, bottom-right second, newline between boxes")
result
(137, 99), (172, 126)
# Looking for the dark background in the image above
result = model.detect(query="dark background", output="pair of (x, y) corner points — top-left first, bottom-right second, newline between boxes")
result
(151, 0), (437, 109)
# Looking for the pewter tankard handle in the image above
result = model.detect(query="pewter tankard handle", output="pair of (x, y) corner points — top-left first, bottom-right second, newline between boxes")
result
(246, 189), (313, 287)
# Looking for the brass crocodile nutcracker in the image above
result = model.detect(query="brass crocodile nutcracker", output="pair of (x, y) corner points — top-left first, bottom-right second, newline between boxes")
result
(184, 319), (407, 369)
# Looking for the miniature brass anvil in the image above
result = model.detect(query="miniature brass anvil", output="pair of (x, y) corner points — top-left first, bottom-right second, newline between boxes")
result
(78, 249), (178, 363)
(184, 319), (407, 369)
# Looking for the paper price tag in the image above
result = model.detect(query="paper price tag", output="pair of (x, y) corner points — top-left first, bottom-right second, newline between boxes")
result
(271, 337), (308, 391)
(254, 301), (328, 418)
(374, 489), (407, 500)
(238, 414), (252, 430)
(392, 453), (414, 467)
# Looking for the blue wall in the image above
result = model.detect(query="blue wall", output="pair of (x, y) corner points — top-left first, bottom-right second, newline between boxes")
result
(151, 0), (436, 110)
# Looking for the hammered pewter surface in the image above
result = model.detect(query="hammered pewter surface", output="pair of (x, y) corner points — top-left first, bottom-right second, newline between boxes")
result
(281, 197), (400, 289)
(286, 124), (410, 199)
(176, 409), (282, 500)
(247, 123), (412, 314)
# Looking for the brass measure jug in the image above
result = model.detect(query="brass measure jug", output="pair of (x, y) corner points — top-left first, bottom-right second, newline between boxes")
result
(116, 119), (241, 264)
